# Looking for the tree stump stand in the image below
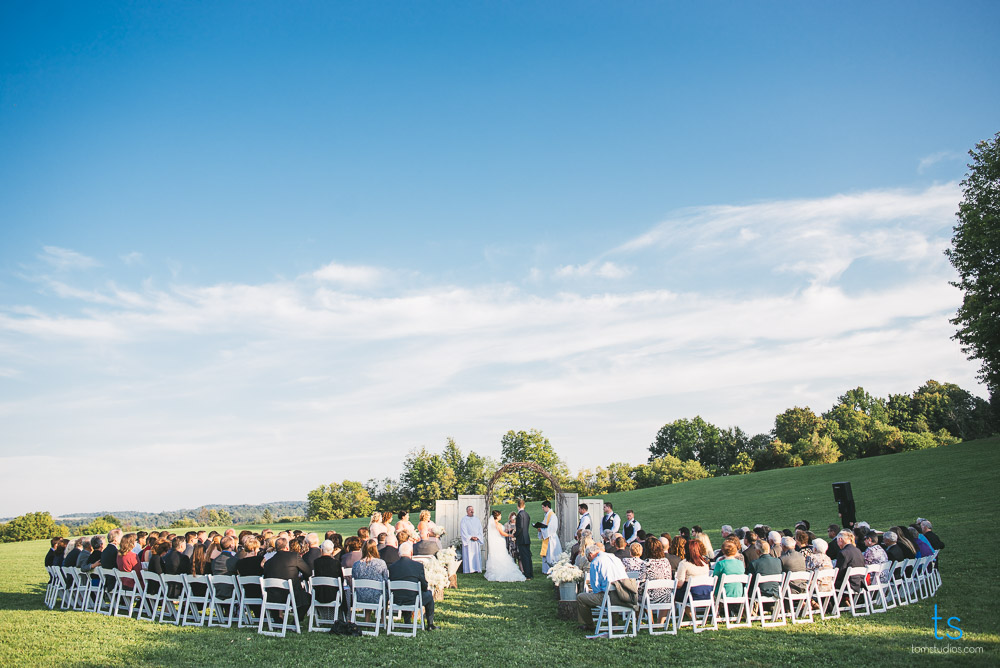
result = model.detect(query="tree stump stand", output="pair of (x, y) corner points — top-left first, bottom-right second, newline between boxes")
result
(557, 600), (576, 620)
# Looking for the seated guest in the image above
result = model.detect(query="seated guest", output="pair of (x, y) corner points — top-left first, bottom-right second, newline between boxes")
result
(666, 536), (686, 573)
(920, 520), (944, 551)
(188, 544), (211, 597)
(82, 536), (104, 585)
(377, 533), (400, 566)
(862, 531), (890, 583)
(621, 542), (645, 574)
(357, 527), (370, 542)
(183, 532), (197, 558)
(211, 536), (239, 598)
(352, 539), (390, 614)
(328, 533), (344, 558)
(340, 536), (364, 570)
(575, 536), (595, 572)
(826, 524), (842, 563)
(75, 539), (93, 570)
(133, 531), (147, 555)
(779, 536), (808, 593)
(117, 533), (140, 589)
(611, 535), (630, 560)
(889, 526), (917, 559)
(712, 538), (745, 601)
(147, 540), (171, 576)
(675, 539), (711, 603)
(805, 538), (834, 592)
(882, 531), (907, 562)
(64, 538), (82, 570)
(313, 540), (343, 578)
(767, 531), (783, 558)
(833, 530), (865, 594)
(795, 530), (814, 556)
(741, 530), (760, 564)
(262, 537), (312, 620)
(101, 529), (123, 591)
(389, 541), (437, 629)
(236, 537), (264, 576)
(45, 537), (60, 567)
(302, 533), (322, 570)
(414, 530), (442, 556)
(692, 530), (713, 560)
(575, 543), (627, 633)
(640, 535), (673, 622)
(909, 525), (934, 557)
(747, 540), (782, 598)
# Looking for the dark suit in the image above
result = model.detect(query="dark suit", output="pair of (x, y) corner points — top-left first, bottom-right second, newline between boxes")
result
(211, 551), (239, 598)
(161, 550), (192, 598)
(302, 547), (322, 570)
(748, 554), (782, 597)
(885, 543), (907, 562)
(262, 550), (312, 616)
(834, 543), (865, 592)
(388, 556), (435, 625)
(413, 539), (440, 556)
(779, 550), (808, 593)
(379, 545), (400, 566)
(311, 555), (343, 604)
(235, 554), (265, 601)
(101, 544), (120, 590)
(515, 509), (533, 578)
(742, 545), (760, 564)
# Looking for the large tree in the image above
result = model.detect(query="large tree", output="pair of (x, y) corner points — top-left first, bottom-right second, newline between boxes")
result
(648, 416), (721, 463)
(499, 429), (569, 501)
(947, 132), (1000, 405)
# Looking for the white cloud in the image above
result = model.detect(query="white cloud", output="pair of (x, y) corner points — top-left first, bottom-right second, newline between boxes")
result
(38, 246), (100, 271)
(556, 260), (633, 279)
(917, 150), (962, 174)
(120, 251), (144, 265)
(311, 261), (383, 287)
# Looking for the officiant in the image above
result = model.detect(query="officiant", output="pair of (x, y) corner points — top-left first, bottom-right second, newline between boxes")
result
(536, 500), (562, 575)
(460, 506), (484, 573)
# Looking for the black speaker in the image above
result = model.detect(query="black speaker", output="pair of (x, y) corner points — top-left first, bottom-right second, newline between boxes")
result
(832, 481), (856, 527)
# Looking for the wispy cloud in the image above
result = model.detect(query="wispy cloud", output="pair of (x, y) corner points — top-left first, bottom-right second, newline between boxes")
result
(311, 261), (384, 287)
(917, 150), (962, 174)
(120, 251), (144, 265)
(556, 261), (633, 279)
(38, 246), (100, 271)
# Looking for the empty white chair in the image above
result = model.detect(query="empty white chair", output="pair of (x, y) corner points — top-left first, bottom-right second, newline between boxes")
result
(237, 576), (264, 628)
(638, 579), (677, 635)
(308, 576), (343, 632)
(779, 571), (815, 624)
(387, 580), (425, 637)
(810, 568), (839, 620)
(350, 579), (386, 637)
(594, 587), (638, 638)
(677, 575), (717, 633)
(259, 578), (301, 637)
(180, 574), (213, 626)
(836, 566), (871, 617)
(715, 573), (751, 629)
(208, 575), (240, 628)
(748, 573), (786, 627)
(158, 574), (186, 624)
(137, 570), (164, 621)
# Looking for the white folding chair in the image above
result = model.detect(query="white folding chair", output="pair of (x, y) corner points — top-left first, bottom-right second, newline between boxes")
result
(84, 567), (108, 613)
(677, 575), (717, 633)
(43, 566), (57, 609)
(350, 579), (386, 637)
(259, 578), (301, 637)
(180, 574), (213, 626)
(715, 573), (751, 628)
(112, 569), (142, 617)
(49, 567), (70, 610)
(96, 567), (117, 615)
(900, 558), (920, 604)
(69, 567), (93, 611)
(237, 576), (264, 628)
(748, 573), (786, 627)
(208, 575), (240, 628)
(387, 580), (425, 637)
(594, 587), (638, 638)
(307, 576), (343, 632)
(913, 556), (933, 599)
(865, 562), (893, 613)
(809, 567), (839, 620)
(341, 566), (353, 608)
(158, 574), (186, 624)
(137, 570), (164, 621)
(61, 567), (80, 610)
(638, 579), (677, 635)
(929, 550), (942, 593)
(779, 571), (814, 624)
(836, 566), (871, 616)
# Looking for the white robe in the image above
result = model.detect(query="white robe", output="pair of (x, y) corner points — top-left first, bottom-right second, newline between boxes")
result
(538, 509), (562, 574)
(460, 516), (484, 573)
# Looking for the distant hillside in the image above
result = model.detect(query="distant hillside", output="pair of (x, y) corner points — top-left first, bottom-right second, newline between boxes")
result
(54, 501), (307, 528)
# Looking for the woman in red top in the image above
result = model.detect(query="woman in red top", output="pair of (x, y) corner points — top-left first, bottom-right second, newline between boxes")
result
(116, 533), (140, 589)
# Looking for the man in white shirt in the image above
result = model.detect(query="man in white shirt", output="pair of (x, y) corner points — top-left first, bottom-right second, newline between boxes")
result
(459, 506), (484, 573)
(575, 543), (628, 633)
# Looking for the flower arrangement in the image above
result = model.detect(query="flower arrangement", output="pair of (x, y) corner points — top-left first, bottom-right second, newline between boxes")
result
(546, 551), (583, 586)
(424, 553), (450, 591)
(433, 523), (447, 539)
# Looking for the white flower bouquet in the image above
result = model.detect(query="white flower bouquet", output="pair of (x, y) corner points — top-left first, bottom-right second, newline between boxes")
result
(546, 551), (583, 586)
(424, 553), (450, 591)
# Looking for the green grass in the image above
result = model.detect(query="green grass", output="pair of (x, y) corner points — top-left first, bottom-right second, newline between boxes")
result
(2, 439), (998, 666)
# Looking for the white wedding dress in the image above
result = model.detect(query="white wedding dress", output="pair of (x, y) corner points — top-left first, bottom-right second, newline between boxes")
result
(485, 519), (526, 582)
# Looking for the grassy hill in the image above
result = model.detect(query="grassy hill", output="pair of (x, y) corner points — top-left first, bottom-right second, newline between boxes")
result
(2, 438), (997, 666)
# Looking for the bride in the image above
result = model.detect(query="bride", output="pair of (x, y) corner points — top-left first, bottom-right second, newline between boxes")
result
(485, 510), (526, 582)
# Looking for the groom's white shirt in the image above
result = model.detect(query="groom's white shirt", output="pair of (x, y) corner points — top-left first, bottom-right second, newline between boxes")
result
(460, 515), (484, 573)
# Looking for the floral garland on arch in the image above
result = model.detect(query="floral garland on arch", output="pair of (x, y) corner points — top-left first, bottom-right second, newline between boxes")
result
(546, 550), (583, 586)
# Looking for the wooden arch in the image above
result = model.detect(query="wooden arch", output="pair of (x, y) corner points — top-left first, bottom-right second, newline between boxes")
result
(483, 461), (563, 513)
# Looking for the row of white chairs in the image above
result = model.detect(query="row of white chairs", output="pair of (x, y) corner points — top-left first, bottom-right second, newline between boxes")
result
(594, 552), (941, 637)
(43, 565), (429, 638)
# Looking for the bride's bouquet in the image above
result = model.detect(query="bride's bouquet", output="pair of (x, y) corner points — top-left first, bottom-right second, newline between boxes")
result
(546, 551), (583, 586)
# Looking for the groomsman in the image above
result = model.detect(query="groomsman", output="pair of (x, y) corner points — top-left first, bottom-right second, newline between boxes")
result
(623, 510), (641, 544)
(601, 503), (620, 535)
(576, 504), (592, 540)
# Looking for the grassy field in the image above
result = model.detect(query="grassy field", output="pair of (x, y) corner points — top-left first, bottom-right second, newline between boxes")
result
(2, 438), (998, 666)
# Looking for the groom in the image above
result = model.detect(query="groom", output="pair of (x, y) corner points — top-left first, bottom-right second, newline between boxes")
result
(514, 497), (533, 580)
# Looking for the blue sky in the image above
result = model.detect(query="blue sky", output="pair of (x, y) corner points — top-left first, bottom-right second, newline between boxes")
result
(1, 2), (997, 516)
